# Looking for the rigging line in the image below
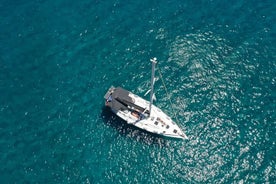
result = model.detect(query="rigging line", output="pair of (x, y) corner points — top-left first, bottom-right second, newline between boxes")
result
(157, 67), (180, 124)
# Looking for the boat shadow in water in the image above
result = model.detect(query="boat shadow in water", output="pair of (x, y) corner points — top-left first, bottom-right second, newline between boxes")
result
(101, 107), (170, 146)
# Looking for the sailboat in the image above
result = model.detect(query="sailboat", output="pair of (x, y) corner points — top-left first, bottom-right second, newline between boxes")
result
(104, 58), (188, 139)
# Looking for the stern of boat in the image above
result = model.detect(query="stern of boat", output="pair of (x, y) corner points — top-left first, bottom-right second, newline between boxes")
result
(104, 86), (115, 100)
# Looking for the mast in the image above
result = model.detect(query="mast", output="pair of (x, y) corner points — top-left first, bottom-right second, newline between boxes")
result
(149, 57), (157, 116)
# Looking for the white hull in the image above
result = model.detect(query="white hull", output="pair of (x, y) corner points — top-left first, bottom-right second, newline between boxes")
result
(105, 87), (187, 139)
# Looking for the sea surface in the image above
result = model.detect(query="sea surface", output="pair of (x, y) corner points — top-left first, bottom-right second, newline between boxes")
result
(0, 0), (275, 183)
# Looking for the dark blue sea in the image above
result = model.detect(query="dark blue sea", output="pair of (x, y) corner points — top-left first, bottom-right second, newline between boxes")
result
(0, 0), (275, 183)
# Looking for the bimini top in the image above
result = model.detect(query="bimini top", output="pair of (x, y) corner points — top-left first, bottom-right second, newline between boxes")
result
(105, 87), (135, 112)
